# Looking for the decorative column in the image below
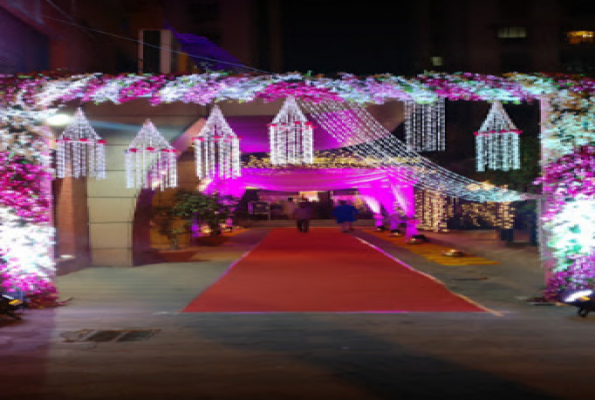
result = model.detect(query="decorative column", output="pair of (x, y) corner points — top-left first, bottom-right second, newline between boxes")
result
(538, 93), (595, 299)
(0, 110), (56, 303)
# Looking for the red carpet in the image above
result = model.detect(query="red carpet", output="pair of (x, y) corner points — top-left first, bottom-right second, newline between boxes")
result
(183, 228), (486, 313)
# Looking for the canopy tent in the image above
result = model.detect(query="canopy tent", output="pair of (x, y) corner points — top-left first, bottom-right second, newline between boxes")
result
(204, 167), (415, 218)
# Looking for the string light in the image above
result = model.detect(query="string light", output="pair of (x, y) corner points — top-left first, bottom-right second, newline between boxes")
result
(194, 105), (240, 179)
(415, 189), (448, 232)
(475, 101), (522, 171)
(458, 201), (515, 229)
(126, 119), (177, 190)
(404, 98), (445, 152)
(499, 202), (515, 229)
(269, 96), (314, 165)
(302, 100), (526, 202)
(55, 108), (106, 179)
(412, 188), (514, 231)
(244, 149), (371, 170)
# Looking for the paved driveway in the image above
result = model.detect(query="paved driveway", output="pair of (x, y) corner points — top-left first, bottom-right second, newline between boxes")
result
(1, 228), (593, 400)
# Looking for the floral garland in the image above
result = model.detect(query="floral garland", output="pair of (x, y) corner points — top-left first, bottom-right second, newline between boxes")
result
(0, 113), (57, 308)
(0, 70), (591, 108)
(0, 151), (52, 223)
(534, 145), (595, 298)
(535, 145), (595, 217)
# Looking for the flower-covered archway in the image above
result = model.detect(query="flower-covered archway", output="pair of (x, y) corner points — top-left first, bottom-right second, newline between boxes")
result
(1, 70), (594, 301)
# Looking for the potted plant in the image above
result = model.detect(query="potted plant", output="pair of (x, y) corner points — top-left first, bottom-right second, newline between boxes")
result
(169, 190), (239, 246)
(151, 205), (187, 250)
(149, 205), (196, 262)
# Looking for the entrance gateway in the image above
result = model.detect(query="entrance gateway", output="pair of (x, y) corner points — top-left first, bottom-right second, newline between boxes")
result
(248, 189), (366, 221)
(0, 71), (592, 301)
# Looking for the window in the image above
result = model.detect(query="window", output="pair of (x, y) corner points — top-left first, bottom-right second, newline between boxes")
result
(431, 56), (444, 67)
(567, 31), (594, 45)
(497, 27), (527, 39)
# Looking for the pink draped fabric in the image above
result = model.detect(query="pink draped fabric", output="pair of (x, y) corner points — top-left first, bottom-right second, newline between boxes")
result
(204, 167), (415, 216)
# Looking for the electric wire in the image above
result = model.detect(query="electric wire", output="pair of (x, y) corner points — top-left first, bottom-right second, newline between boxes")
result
(43, 0), (95, 38)
(41, 15), (268, 74)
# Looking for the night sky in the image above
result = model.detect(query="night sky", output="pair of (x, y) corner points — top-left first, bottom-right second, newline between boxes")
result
(277, 0), (542, 188)
(280, 1), (415, 75)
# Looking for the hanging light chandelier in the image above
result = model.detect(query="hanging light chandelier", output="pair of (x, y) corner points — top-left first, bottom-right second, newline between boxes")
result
(475, 101), (522, 172)
(125, 119), (178, 190)
(55, 108), (106, 179)
(194, 105), (240, 180)
(404, 97), (445, 152)
(268, 96), (314, 165)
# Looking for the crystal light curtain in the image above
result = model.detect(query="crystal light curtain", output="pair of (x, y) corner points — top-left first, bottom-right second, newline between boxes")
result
(55, 108), (106, 179)
(404, 98), (445, 152)
(475, 101), (522, 171)
(268, 96), (314, 165)
(194, 105), (240, 179)
(125, 119), (177, 190)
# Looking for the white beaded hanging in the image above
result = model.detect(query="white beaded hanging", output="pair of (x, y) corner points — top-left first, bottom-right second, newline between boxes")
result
(475, 101), (522, 172)
(125, 119), (177, 190)
(404, 97), (445, 152)
(268, 96), (314, 165)
(55, 108), (106, 179)
(194, 105), (240, 180)
(300, 100), (524, 202)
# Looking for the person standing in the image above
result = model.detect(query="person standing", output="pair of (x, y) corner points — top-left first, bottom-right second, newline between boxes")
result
(283, 197), (297, 219)
(332, 200), (358, 233)
(292, 202), (312, 233)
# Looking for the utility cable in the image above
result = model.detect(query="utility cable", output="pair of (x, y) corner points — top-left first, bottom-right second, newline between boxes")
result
(41, 15), (269, 74)
(43, 0), (95, 38)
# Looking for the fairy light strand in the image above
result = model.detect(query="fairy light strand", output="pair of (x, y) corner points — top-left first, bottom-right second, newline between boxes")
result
(302, 100), (526, 202)
(475, 101), (522, 171)
(404, 98), (445, 152)
(55, 108), (106, 179)
(125, 119), (177, 190)
(269, 96), (313, 165)
(194, 105), (240, 180)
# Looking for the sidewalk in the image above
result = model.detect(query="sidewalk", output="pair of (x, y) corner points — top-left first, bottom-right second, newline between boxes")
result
(356, 228), (546, 312)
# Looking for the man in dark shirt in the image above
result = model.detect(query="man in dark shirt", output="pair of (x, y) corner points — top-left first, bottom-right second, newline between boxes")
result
(332, 200), (358, 233)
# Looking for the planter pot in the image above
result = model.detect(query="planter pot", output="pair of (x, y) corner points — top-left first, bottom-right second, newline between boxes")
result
(154, 249), (198, 262)
(195, 236), (229, 247)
